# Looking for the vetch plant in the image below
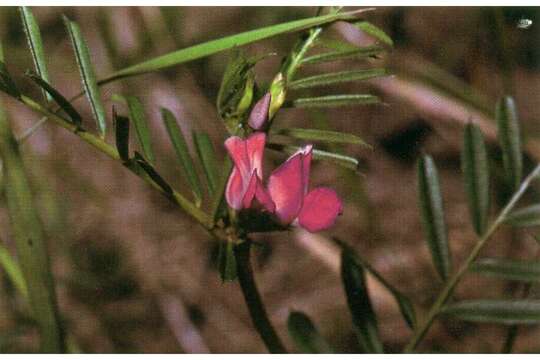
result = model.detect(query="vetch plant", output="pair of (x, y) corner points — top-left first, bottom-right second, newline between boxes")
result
(0, 6), (539, 354)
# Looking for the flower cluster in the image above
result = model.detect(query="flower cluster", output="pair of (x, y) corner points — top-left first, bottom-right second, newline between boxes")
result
(224, 95), (343, 233)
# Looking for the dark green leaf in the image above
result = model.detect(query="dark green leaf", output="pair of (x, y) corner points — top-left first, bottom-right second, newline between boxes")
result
(273, 128), (371, 147)
(0, 101), (64, 352)
(0, 61), (21, 99)
(125, 96), (155, 164)
(193, 132), (219, 197)
(461, 123), (490, 235)
(471, 258), (540, 282)
(417, 154), (451, 280)
(505, 204), (540, 227)
(26, 71), (82, 126)
(334, 239), (416, 329)
(218, 240), (237, 282)
(341, 250), (383, 353)
(20, 6), (51, 102)
(64, 16), (107, 137)
(161, 108), (202, 204)
(301, 45), (384, 65)
(496, 96), (522, 191)
(287, 311), (334, 353)
(133, 152), (173, 195)
(105, 9), (371, 81)
(266, 142), (359, 171)
(441, 300), (540, 325)
(113, 107), (130, 162)
(289, 69), (388, 90)
(354, 21), (394, 47)
(290, 94), (380, 108)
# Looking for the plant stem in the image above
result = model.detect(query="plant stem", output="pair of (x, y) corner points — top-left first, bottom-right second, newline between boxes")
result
(403, 164), (540, 353)
(234, 241), (287, 353)
(19, 95), (213, 229)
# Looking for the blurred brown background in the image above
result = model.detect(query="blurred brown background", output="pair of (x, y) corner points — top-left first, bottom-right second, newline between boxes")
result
(0, 6), (539, 353)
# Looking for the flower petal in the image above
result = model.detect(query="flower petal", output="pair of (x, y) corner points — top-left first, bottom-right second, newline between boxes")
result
(301, 145), (312, 194)
(225, 166), (245, 210)
(267, 153), (304, 224)
(245, 132), (266, 178)
(224, 136), (250, 178)
(255, 178), (275, 212)
(298, 187), (343, 232)
(248, 93), (271, 130)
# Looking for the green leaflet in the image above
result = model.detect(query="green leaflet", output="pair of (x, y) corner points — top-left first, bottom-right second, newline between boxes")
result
(133, 152), (173, 196)
(266, 142), (359, 171)
(64, 16), (107, 137)
(496, 96), (522, 191)
(161, 108), (202, 205)
(301, 45), (384, 65)
(193, 132), (219, 197)
(504, 204), (540, 227)
(287, 311), (334, 353)
(288, 69), (388, 90)
(291, 94), (380, 108)
(274, 128), (371, 147)
(20, 6), (51, 102)
(441, 300), (540, 325)
(417, 155), (451, 281)
(0, 240), (28, 299)
(26, 71), (82, 126)
(354, 21), (394, 47)
(461, 123), (490, 235)
(341, 250), (384, 353)
(125, 96), (155, 164)
(471, 258), (540, 282)
(103, 9), (371, 82)
(335, 239), (416, 330)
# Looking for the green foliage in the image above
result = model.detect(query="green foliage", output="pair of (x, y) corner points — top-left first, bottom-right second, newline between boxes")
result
(301, 45), (384, 65)
(64, 16), (107, 137)
(417, 155), (451, 281)
(0, 240), (28, 298)
(353, 21), (394, 47)
(0, 101), (64, 352)
(20, 6), (50, 102)
(441, 300), (540, 325)
(162, 108), (203, 205)
(471, 258), (540, 282)
(193, 132), (220, 197)
(504, 204), (540, 227)
(287, 311), (334, 353)
(291, 94), (380, 108)
(120, 96), (155, 164)
(496, 96), (522, 191)
(461, 123), (490, 235)
(26, 72), (82, 126)
(133, 152), (173, 196)
(341, 250), (383, 353)
(273, 128), (371, 147)
(266, 142), (360, 171)
(0, 61), (21, 99)
(217, 240), (237, 282)
(106, 9), (368, 82)
(288, 69), (388, 90)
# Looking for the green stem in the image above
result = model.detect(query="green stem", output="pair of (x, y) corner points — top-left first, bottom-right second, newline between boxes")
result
(19, 95), (213, 229)
(403, 164), (540, 353)
(234, 241), (287, 353)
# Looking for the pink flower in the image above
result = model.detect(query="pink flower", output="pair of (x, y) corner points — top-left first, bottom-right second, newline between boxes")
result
(267, 145), (343, 232)
(224, 132), (275, 212)
(225, 133), (343, 233)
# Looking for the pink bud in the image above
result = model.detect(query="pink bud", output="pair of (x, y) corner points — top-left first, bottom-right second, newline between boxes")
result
(248, 93), (271, 130)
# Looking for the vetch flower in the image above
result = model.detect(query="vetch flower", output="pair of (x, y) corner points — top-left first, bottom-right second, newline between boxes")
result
(267, 145), (343, 232)
(224, 132), (275, 211)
